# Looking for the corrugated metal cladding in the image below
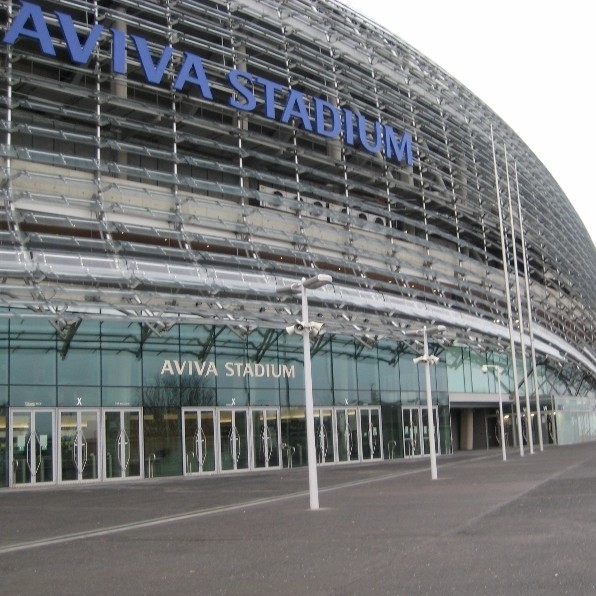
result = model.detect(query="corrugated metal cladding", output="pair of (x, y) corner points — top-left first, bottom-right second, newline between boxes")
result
(0, 0), (594, 377)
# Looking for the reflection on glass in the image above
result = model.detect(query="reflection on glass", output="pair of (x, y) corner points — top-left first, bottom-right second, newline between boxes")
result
(184, 409), (215, 473)
(314, 409), (334, 463)
(219, 409), (249, 471)
(252, 409), (280, 469)
(336, 409), (358, 462)
(11, 410), (54, 485)
(403, 408), (421, 456)
(105, 410), (141, 479)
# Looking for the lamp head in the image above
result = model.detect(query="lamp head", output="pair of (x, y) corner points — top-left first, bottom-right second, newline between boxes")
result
(286, 322), (305, 335)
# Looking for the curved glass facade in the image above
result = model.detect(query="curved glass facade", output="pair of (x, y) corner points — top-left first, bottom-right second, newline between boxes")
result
(0, 0), (594, 487)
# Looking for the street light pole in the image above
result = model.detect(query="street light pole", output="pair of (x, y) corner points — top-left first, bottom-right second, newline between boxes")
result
(407, 324), (445, 480)
(277, 274), (332, 510)
(483, 364), (507, 462)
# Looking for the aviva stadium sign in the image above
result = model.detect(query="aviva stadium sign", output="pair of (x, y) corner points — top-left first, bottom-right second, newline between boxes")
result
(2, 1), (414, 166)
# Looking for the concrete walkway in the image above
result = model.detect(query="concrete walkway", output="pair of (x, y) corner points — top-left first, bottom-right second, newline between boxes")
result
(1, 443), (595, 595)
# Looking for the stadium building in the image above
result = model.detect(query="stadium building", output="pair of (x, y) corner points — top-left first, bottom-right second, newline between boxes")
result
(1, 0), (594, 487)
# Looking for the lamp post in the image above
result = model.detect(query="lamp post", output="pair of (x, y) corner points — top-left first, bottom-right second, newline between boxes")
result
(405, 324), (445, 480)
(482, 364), (507, 462)
(277, 273), (332, 510)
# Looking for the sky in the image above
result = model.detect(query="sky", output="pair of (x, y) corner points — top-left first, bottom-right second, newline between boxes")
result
(341, 0), (596, 246)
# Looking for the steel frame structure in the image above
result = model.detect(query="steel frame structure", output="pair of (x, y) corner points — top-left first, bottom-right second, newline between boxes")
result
(0, 0), (594, 382)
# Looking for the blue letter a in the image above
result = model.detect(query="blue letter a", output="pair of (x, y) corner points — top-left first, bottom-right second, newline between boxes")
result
(2, 1), (55, 56)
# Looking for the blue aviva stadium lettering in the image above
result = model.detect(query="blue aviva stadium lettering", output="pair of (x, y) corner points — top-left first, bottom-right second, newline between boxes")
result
(2, 1), (414, 166)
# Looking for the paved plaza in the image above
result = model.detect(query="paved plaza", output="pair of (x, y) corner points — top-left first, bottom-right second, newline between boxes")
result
(1, 442), (596, 595)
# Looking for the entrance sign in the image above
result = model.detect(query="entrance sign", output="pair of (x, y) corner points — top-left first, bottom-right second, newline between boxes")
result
(160, 360), (295, 379)
(3, 1), (413, 166)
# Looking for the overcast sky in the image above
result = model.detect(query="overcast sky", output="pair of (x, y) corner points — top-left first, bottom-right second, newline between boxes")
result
(341, 0), (596, 246)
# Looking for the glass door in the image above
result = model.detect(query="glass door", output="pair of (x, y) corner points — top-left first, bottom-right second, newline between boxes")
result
(403, 406), (439, 457)
(402, 407), (421, 457)
(59, 409), (100, 482)
(10, 409), (54, 486)
(336, 408), (359, 462)
(104, 409), (142, 480)
(314, 408), (335, 463)
(421, 406), (440, 456)
(182, 408), (216, 474)
(360, 407), (382, 460)
(252, 409), (281, 469)
(219, 409), (249, 471)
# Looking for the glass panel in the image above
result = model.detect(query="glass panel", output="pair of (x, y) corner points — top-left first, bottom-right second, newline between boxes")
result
(184, 410), (216, 473)
(346, 409), (359, 461)
(11, 412), (32, 484)
(60, 411), (78, 481)
(334, 409), (359, 461)
(104, 411), (121, 479)
(219, 410), (249, 471)
(356, 349), (380, 404)
(336, 409), (353, 462)
(420, 407), (439, 456)
(219, 410), (234, 471)
(378, 341), (399, 392)
(101, 322), (141, 386)
(10, 386), (56, 407)
(361, 410), (371, 459)
(252, 409), (280, 469)
(81, 411), (99, 480)
(184, 411), (197, 473)
(124, 411), (141, 477)
(0, 409), (6, 487)
(360, 408), (381, 460)
(253, 410), (269, 469)
(382, 404), (402, 459)
(234, 411), (249, 470)
(331, 339), (357, 391)
(280, 407), (305, 467)
(370, 409), (381, 459)
(315, 409), (334, 463)
(10, 319), (56, 385)
(201, 411), (216, 472)
(35, 411), (53, 483)
(143, 408), (181, 478)
(404, 408), (421, 456)
(58, 320), (101, 385)
(104, 387), (142, 407)
(422, 407), (430, 456)
(58, 386), (101, 408)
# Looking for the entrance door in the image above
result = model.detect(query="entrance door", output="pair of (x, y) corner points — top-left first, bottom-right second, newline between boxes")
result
(219, 409), (249, 471)
(104, 409), (142, 479)
(10, 409), (54, 486)
(252, 409), (281, 469)
(59, 409), (100, 482)
(402, 407), (421, 457)
(314, 408), (334, 463)
(336, 408), (359, 462)
(421, 406), (439, 457)
(402, 406), (439, 457)
(360, 407), (382, 460)
(182, 409), (216, 474)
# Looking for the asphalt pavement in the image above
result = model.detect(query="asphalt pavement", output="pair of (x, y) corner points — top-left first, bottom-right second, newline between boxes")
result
(1, 442), (595, 595)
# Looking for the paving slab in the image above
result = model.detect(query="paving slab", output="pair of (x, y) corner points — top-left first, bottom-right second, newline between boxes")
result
(1, 443), (595, 595)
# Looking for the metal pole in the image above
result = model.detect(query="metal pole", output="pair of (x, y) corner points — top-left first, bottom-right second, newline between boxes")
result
(504, 148), (534, 454)
(301, 281), (319, 510)
(423, 327), (438, 480)
(496, 367), (507, 462)
(490, 126), (524, 456)
(514, 163), (544, 452)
